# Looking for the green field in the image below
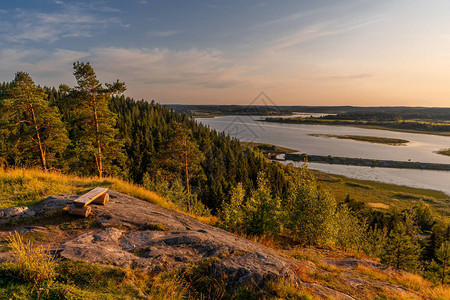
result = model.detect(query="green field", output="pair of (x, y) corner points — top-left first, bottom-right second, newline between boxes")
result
(437, 148), (450, 157)
(310, 169), (450, 218)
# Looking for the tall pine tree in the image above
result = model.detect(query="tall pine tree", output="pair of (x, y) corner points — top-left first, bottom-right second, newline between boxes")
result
(1, 72), (69, 171)
(66, 62), (126, 178)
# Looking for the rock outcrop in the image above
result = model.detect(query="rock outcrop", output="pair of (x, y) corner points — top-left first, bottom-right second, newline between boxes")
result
(38, 191), (300, 288)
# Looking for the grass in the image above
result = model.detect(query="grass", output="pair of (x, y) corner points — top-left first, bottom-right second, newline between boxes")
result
(356, 265), (450, 299)
(0, 168), (173, 210)
(310, 134), (409, 145)
(6, 232), (56, 284)
(436, 148), (450, 157)
(312, 169), (450, 218)
(0, 168), (218, 225)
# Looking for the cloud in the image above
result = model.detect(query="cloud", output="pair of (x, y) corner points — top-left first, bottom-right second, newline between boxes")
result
(267, 16), (382, 51)
(0, 2), (125, 43)
(0, 48), (89, 86)
(147, 30), (182, 38)
(317, 73), (374, 81)
(90, 47), (253, 89)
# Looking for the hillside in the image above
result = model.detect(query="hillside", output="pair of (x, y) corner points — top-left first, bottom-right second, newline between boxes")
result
(0, 169), (449, 299)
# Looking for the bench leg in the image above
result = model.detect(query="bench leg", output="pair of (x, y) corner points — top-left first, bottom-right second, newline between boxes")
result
(69, 204), (92, 217)
(92, 193), (109, 205)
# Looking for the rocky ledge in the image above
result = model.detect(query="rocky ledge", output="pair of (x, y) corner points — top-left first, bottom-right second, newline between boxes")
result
(2, 191), (301, 290)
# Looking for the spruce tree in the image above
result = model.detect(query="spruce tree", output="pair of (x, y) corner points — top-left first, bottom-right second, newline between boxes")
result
(436, 241), (450, 284)
(67, 62), (125, 178)
(1, 72), (69, 171)
(381, 222), (421, 271)
(156, 123), (205, 197)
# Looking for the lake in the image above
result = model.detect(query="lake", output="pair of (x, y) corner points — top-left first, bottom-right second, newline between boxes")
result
(197, 115), (450, 195)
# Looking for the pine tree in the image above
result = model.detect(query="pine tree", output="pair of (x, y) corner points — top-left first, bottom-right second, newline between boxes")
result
(67, 62), (125, 177)
(245, 172), (281, 235)
(381, 222), (421, 271)
(219, 182), (246, 231)
(156, 123), (205, 198)
(1, 72), (69, 171)
(436, 241), (450, 284)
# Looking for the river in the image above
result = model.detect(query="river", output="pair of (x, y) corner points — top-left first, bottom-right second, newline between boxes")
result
(197, 115), (450, 195)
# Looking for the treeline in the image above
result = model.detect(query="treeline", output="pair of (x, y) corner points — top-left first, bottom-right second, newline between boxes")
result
(0, 63), (449, 283)
(323, 109), (450, 121)
(168, 104), (291, 116)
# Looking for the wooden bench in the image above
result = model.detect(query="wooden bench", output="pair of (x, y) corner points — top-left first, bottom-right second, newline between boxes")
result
(69, 187), (109, 217)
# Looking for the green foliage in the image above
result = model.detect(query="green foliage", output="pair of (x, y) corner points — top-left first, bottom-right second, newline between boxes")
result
(414, 201), (435, 231)
(285, 166), (337, 246)
(335, 205), (367, 251)
(0, 72), (69, 171)
(381, 222), (421, 271)
(155, 122), (205, 195)
(436, 242), (450, 284)
(245, 172), (281, 235)
(219, 182), (246, 231)
(63, 62), (125, 178)
(142, 172), (210, 216)
(362, 226), (388, 257)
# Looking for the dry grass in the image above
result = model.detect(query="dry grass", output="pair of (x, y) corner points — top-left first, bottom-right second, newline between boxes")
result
(7, 232), (56, 284)
(357, 265), (450, 299)
(0, 168), (218, 224)
(367, 202), (391, 209)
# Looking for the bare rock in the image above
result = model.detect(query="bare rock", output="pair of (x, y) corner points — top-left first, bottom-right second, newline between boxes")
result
(57, 191), (299, 288)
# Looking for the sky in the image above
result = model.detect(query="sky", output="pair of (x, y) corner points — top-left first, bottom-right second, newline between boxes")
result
(1, 0), (450, 107)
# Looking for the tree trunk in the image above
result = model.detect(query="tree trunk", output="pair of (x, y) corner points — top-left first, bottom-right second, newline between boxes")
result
(29, 104), (47, 172)
(184, 139), (190, 194)
(443, 260), (446, 284)
(93, 95), (103, 178)
(183, 135), (190, 211)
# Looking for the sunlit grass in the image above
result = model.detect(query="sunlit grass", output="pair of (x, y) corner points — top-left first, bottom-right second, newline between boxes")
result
(312, 169), (450, 218)
(0, 168), (219, 226)
(6, 232), (56, 284)
(0, 168), (174, 210)
(357, 265), (450, 299)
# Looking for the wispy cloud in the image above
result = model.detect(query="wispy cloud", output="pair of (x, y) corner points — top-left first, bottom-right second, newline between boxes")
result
(147, 30), (182, 38)
(0, 2), (126, 43)
(0, 48), (89, 85)
(90, 47), (252, 89)
(317, 73), (374, 81)
(268, 16), (383, 51)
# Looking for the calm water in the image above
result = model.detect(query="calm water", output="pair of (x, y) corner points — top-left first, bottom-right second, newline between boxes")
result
(197, 115), (450, 195)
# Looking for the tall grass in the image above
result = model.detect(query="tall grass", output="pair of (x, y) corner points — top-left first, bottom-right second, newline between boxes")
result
(0, 168), (174, 210)
(0, 168), (218, 224)
(7, 232), (56, 284)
